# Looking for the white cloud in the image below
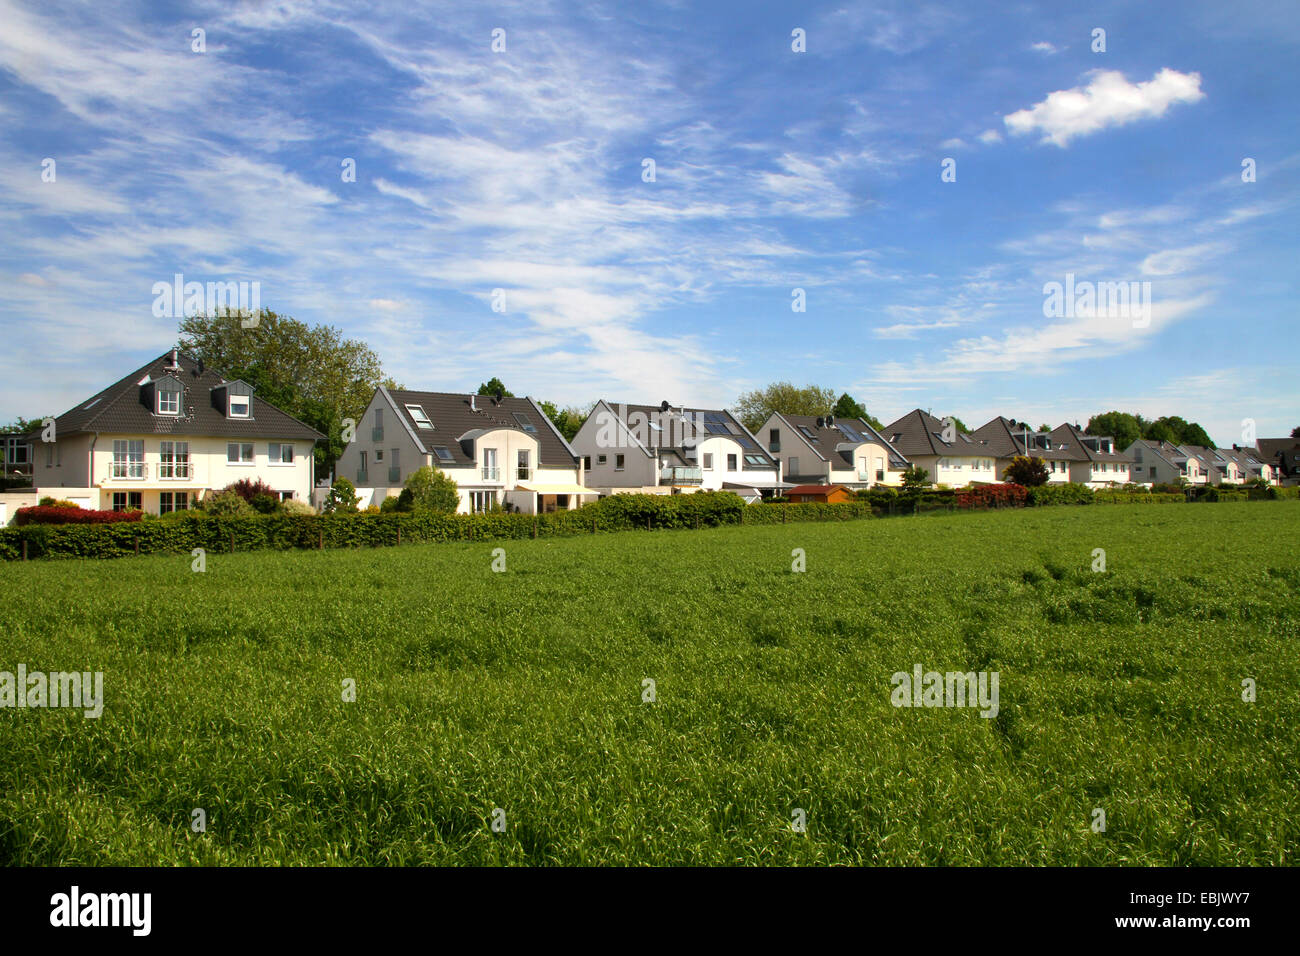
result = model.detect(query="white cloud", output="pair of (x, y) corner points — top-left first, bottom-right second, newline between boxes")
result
(977, 129), (1003, 145)
(1005, 69), (1206, 147)
(1030, 41), (1058, 54)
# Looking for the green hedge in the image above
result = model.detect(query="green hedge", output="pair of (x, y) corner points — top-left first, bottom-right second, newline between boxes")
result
(0, 491), (878, 561)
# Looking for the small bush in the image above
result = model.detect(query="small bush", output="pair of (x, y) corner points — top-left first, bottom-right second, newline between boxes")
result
(205, 489), (255, 516)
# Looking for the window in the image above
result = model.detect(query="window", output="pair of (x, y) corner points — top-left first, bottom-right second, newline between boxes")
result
(159, 491), (183, 514)
(229, 396), (250, 418)
(278, 491), (293, 502)
(434, 446), (453, 463)
(788, 457), (798, 475)
(227, 442), (254, 464)
(482, 448), (498, 480)
(597, 454), (607, 465)
(359, 451), (367, 474)
(406, 404), (433, 429)
(376, 449), (383, 461)
(517, 449), (530, 480)
(470, 491), (494, 513)
(743, 454), (765, 467)
(158, 389), (180, 415)
(798, 426), (814, 439)
(769, 428), (780, 452)
(391, 449), (400, 471)
(876, 469), (884, 482)
(112, 440), (144, 478)
(160, 441), (190, 478)
(582, 456), (592, 470)
(513, 412), (537, 433)
(268, 443), (294, 464)
(703, 453), (714, 470)
(727, 453), (737, 471)
(112, 492), (125, 511)
(615, 454), (625, 471)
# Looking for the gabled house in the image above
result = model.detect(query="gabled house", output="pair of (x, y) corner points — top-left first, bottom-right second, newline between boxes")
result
(1255, 438), (1300, 486)
(882, 409), (996, 486)
(570, 401), (782, 498)
(971, 417), (1074, 483)
(23, 349), (322, 512)
(1178, 445), (1234, 485)
(757, 413), (909, 488)
(1218, 446), (1277, 485)
(334, 387), (589, 513)
(1047, 423), (1132, 486)
(1126, 439), (1198, 485)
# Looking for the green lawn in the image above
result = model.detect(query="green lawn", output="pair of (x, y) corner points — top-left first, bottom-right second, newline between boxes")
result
(1, 503), (1296, 865)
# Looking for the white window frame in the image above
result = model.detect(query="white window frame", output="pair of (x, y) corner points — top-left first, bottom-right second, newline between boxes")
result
(227, 442), (254, 465)
(406, 404), (433, 429)
(268, 442), (294, 465)
(158, 389), (180, 415)
(228, 396), (250, 418)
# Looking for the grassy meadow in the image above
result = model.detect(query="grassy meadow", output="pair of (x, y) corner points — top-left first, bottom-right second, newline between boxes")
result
(1, 502), (1296, 865)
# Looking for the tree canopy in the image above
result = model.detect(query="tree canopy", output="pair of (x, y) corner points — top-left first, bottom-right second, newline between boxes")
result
(734, 382), (837, 433)
(178, 309), (398, 477)
(832, 392), (885, 431)
(1085, 410), (1214, 449)
(477, 377), (513, 398)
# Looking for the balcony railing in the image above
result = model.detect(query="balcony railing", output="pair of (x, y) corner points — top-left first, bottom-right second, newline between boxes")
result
(372, 426), (384, 442)
(108, 462), (148, 480)
(481, 466), (501, 481)
(660, 466), (703, 484)
(357, 469), (368, 485)
(516, 467), (534, 482)
(158, 462), (192, 480)
(388, 466), (401, 484)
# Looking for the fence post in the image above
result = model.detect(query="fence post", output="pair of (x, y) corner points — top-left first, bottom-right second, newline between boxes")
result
(134, 536), (140, 555)
(21, 538), (27, 561)
(229, 531), (235, 553)
(397, 527), (402, 546)
(532, 518), (538, 539)
(318, 530), (324, 550)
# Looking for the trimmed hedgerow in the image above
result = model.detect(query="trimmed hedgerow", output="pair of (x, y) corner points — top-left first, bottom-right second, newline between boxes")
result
(15, 505), (143, 526)
(956, 483), (1029, 509)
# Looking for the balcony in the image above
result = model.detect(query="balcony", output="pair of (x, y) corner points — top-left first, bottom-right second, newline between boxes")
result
(660, 466), (703, 484)
(481, 466), (501, 481)
(372, 426), (384, 442)
(388, 466), (401, 484)
(769, 442), (780, 453)
(357, 469), (368, 485)
(107, 462), (148, 481)
(516, 467), (534, 482)
(158, 462), (192, 480)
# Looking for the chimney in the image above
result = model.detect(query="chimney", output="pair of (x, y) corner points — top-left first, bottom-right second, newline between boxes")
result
(469, 395), (477, 412)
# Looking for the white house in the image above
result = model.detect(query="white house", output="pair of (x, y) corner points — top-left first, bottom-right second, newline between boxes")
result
(22, 349), (322, 513)
(332, 387), (590, 513)
(570, 401), (783, 500)
(758, 412), (909, 488)
(882, 409), (997, 486)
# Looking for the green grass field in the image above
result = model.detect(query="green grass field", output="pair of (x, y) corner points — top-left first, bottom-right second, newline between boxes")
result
(1, 503), (1296, 865)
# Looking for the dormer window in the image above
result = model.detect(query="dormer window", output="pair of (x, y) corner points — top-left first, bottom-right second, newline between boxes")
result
(229, 396), (250, 417)
(159, 391), (179, 414)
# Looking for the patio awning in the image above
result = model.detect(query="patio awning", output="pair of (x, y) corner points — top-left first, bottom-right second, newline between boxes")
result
(517, 482), (595, 495)
(724, 480), (796, 490)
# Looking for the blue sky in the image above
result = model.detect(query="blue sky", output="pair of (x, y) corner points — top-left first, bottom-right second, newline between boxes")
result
(1, 0), (1297, 445)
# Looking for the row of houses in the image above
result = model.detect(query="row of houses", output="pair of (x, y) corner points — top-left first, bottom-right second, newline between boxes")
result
(1, 349), (1293, 521)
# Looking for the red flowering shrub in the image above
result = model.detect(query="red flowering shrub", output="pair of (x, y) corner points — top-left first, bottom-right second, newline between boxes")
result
(956, 483), (1028, 509)
(14, 506), (143, 526)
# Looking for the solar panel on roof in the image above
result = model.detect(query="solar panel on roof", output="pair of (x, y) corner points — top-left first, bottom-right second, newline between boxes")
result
(736, 434), (757, 450)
